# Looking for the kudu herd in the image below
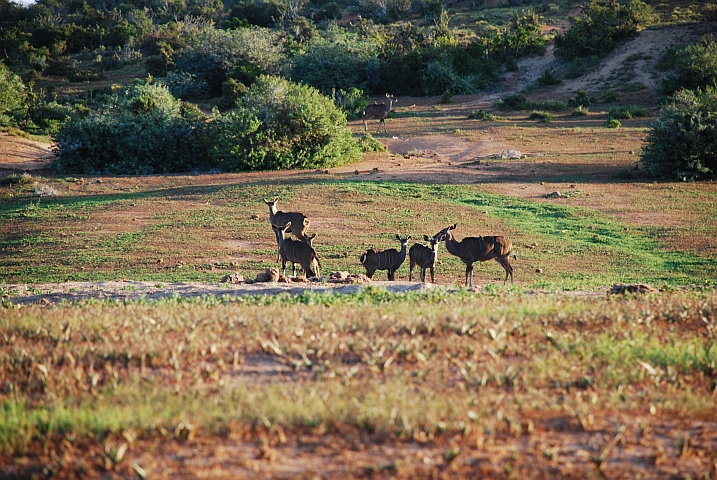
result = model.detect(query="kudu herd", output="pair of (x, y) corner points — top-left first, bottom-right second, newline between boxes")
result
(263, 197), (516, 285)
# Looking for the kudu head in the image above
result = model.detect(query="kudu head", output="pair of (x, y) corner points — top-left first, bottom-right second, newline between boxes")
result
(306, 232), (317, 247)
(396, 234), (411, 247)
(272, 221), (292, 241)
(424, 233), (445, 249)
(433, 224), (457, 242)
(263, 196), (279, 214)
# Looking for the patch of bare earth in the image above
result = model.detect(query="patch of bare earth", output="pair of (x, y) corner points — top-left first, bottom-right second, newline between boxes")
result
(0, 133), (54, 174)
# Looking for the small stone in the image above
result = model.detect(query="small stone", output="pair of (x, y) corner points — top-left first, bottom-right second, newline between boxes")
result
(535, 268), (543, 273)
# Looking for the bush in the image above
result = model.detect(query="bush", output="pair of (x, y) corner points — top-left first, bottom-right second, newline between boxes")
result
(157, 71), (209, 99)
(572, 105), (589, 116)
(608, 105), (649, 120)
(0, 64), (26, 126)
(440, 90), (452, 104)
(537, 69), (561, 87)
(468, 109), (500, 121)
(357, 133), (386, 152)
(606, 119), (621, 128)
(494, 94), (536, 111)
(290, 30), (381, 94)
(555, 0), (653, 61)
(540, 100), (567, 111)
(529, 111), (554, 122)
(568, 90), (597, 107)
(208, 76), (361, 171)
(333, 87), (368, 120)
(660, 36), (717, 95)
(641, 87), (717, 180)
(53, 83), (209, 175)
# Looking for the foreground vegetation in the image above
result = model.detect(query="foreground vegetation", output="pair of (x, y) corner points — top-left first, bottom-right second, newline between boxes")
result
(1, 288), (715, 476)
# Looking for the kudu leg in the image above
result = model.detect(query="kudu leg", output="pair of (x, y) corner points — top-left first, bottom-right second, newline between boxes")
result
(496, 255), (514, 284)
(429, 267), (434, 284)
(465, 263), (473, 287)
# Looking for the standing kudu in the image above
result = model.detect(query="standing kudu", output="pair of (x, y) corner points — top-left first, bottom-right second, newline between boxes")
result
(264, 196), (310, 261)
(433, 224), (516, 286)
(363, 94), (397, 133)
(409, 234), (445, 283)
(360, 235), (411, 280)
(272, 222), (321, 278)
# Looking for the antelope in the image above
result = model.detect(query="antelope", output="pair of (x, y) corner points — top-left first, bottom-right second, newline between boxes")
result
(360, 235), (411, 280)
(363, 93), (397, 133)
(409, 234), (445, 283)
(433, 224), (516, 286)
(264, 196), (310, 260)
(272, 222), (321, 278)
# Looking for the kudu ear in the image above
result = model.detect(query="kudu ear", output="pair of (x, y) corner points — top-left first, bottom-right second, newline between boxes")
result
(386, 93), (390, 97)
(303, 218), (309, 226)
(449, 223), (457, 230)
(274, 196), (279, 202)
(285, 221), (292, 229)
(423, 234), (430, 241)
(406, 236), (411, 241)
(395, 234), (401, 241)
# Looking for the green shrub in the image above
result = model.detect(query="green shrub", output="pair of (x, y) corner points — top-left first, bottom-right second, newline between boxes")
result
(440, 90), (452, 104)
(0, 64), (26, 126)
(606, 119), (621, 128)
(333, 87), (368, 120)
(53, 83), (209, 175)
(529, 110), (554, 122)
(540, 100), (567, 111)
(572, 105), (589, 116)
(660, 36), (717, 95)
(208, 76), (361, 171)
(357, 133), (386, 152)
(641, 87), (717, 180)
(468, 109), (500, 121)
(608, 105), (649, 120)
(494, 94), (536, 111)
(555, 0), (653, 61)
(568, 90), (597, 107)
(537, 69), (561, 87)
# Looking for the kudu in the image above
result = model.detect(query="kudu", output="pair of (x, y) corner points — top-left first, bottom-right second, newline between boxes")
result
(272, 222), (321, 278)
(264, 196), (310, 261)
(433, 224), (516, 286)
(409, 234), (445, 283)
(360, 235), (411, 280)
(363, 94), (397, 133)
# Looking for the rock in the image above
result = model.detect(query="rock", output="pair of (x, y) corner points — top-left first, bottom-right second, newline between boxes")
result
(535, 268), (543, 273)
(220, 273), (245, 284)
(327, 271), (371, 284)
(255, 267), (280, 283)
(609, 283), (656, 294)
(546, 191), (563, 198)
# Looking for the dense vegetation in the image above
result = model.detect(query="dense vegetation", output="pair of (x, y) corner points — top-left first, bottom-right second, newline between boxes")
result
(641, 86), (717, 181)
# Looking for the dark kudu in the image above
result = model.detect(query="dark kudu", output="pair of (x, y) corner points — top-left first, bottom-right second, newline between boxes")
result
(362, 94), (397, 133)
(272, 222), (321, 278)
(360, 235), (411, 280)
(433, 224), (516, 286)
(264, 196), (310, 261)
(409, 234), (445, 283)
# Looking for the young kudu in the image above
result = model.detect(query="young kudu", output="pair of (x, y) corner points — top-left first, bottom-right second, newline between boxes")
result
(360, 235), (411, 280)
(409, 234), (445, 283)
(433, 224), (516, 286)
(362, 94), (397, 133)
(272, 222), (321, 278)
(264, 196), (310, 261)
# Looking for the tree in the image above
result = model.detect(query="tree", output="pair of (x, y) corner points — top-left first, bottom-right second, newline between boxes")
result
(209, 75), (361, 171)
(641, 87), (717, 181)
(555, 0), (653, 61)
(0, 63), (26, 126)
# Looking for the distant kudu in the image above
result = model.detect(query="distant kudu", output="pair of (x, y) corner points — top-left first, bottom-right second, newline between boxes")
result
(264, 196), (310, 260)
(409, 234), (445, 283)
(272, 222), (321, 278)
(433, 224), (516, 286)
(360, 235), (411, 280)
(363, 94), (397, 133)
